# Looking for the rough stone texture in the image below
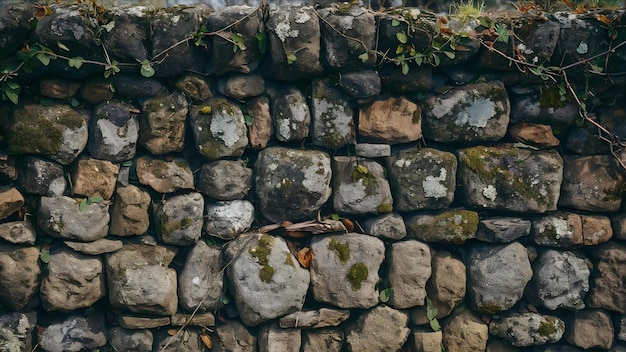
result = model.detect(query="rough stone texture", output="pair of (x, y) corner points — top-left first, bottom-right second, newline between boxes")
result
(258, 322), (301, 352)
(109, 327), (154, 352)
(339, 70), (381, 99)
(17, 157), (66, 196)
(64, 238), (123, 255)
(559, 155), (623, 212)
(442, 310), (488, 352)
(212, 320), (257, 352)
(246, 95), (273, 149)
(153, 328), (208, 352)
(468, 242), (532, 314)
(7, 103), (88, 166)
(255, 147), (331, 222)
(332, 157), (393, 215)
(138, 92), (188, 155)
(178, 241), (224, 312)
(302, 329), (344, 352)
(362, 213), (407, 240)
(135, 156), (195, 193)
(105, 6), (149, 63)
(476, 217), (531, 243)
(489, 313), (565, 347)
(112, 75), (164, 99)
(79, 78), (115, 104)
(309, 233), (385, 309)
(406, 209), (479, 245)
(190, 98), (249, 160)
(527, 250), (590, 310)
(0, 244), (40, 310)
(40, 247), (105, 312)
(226, 233), (310, 326)
(359, 96), (422, 144)
(203, 200), (255, 240)
(218, 73), (265, 99)
(279, 308), (350, 328)
(354, 143), (391, 158)
(458, 146), (563, 212)
(411, 251), (466, 324)
(509, 123), (560, 148)
(618, 316), (626, 341)
(40, 78), (79, 99)
(272, 87), (311, 142)
(532, 212), (583, 247)
(422, 81), (509, 143)
(38, 315), (107, 352)
(0, 220), (36, 245)
(385, 148), (457, 211)
(153, 192), (204, 246)
(109, 185), (151, 237)
(0, 187), (23, 221)
(588, 242), (626, 313)
(106, 244), (178, 315)
(88, 101), (138, 163)
(171, 312), (215, 327)
(117, 315), (170, 330)
(345, 305), (409, 352)
(37, 196), (110, 242)
(409, 329), (443, 352)
(612, 214), (626, 240)
(196, 160), (252, 200)
(386, 240), (431, 309)
(71, 157), (120, 199)
(0, 312), (37, 352)
(565, 309), (613, 350)
(175, 73), (213, 102)
(581, 215), (613, 245)
(311, 79), (355, 149)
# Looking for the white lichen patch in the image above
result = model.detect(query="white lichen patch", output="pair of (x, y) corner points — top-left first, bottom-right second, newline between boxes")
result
(294, 8), (312, 23)
(430, 90), (468, 119)
(540, 218), (572, 240)
(275, 21), (299, 42)
(482, 184), (497, 201)
(171, 15), (181, 25)
(394, 159), (411, 168)
(422, 168), (448, 199)
(314, 98), (352, 137)
(576, 41), (588, 54)
(455, 99), (496, 128)
(277, 118), (291, 140)
(301, 157), (330, 193)
(210, 114), (240, 147)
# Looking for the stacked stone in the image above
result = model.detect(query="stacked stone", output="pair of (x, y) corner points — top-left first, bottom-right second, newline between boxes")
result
(0, 2), (625, 351)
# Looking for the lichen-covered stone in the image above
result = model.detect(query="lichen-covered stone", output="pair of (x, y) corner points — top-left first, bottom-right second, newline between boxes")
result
(363, 213), (406, 240)
(345, 305), (409, 352)
(0, 244), (40, 310)
(255, 147), (331, 222)
(467, 242), (532, 314)
(203, 200), (255, 240)
(225, 233), (310, 326)
(272, 86), (311, 142)
(38, 315), (107, 352)
(0, 312), (37, 352)
(17, 157), (65, 196)
(135, 156), (194, 194)
(109, 185), (151, 237)
(109, 327), (153, 352)
(153, 193), (204, 246)
(359, 97), (422, 144)
(532, 212), (583, 247)
(422, 81), (509, 142)
(489, 313), (565, 347)
(37, 196), (109, 242)
(196, 160), (252, 200)
(311, 79), (355, 149)
(354, 143), (391, 158)
(71, 157), (120, 200)
(385, 148), (457, 211)
(138, 92), (188, 155)
(332, 157), (393, 215)
(309, 233), (384, 309)
(385, 240), (431, 309)
(190, 98), (249, 160)
(406, 209), (478, 245)
(178, 241), (223, 312)
(458, 145), (563, 212)
(88, 101), (139, 163)
(7, 103), (88, 165)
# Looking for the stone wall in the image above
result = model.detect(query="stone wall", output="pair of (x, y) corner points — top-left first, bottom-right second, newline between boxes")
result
(0, 1), (626, 351)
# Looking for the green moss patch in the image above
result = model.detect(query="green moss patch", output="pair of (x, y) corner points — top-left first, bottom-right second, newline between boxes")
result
(538, 317), (560, 337)
(7, 118), (63, 155)
(329, 238), (350, 263)
(347, 262), (368, 290)
(249, 234), (275, 283)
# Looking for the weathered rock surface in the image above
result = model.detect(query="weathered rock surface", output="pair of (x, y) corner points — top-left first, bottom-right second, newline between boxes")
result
(359, 97), (422, 144)
(135, 156), (195, 193)
(171, 312), (215, 327)
(71, 157), (120, 199)
(565, 309), (613, 350)
(339, 70), (381, 99)
(37, 196), (110, 242)
(258, 322), (301, 351)
(279, 308), (350, 328)
(138, 92), (188, 154)
(332, 157), (393, 215)
(40, 247), (105, 311)
(0, 312), (37, 352)
(362, 212), (407, 240)
(528, 250), (589, 310)
(386, 240), (431, 309)
(117, 315), (170, 330)
(310, 233), (385, 309)
(354, 143), (391, 158)
(109, 327), (153, 352)
(345, 305), (409, 352)
(476, 217), (531, 243)
(0, 187), (23, 221)
(458, 146), (563, 212)
(509, 123), (560, 148)
(588, 242), (626, 313)
(302, 329), (344, 352)
(311, 79), (354, 149)
(153, 192), (204, 245)
(196, 160), (252, 200)
(0, 244), (40, 310)
(203, 200), (255, 240)
(0, 220), (36, 245)
(38, 315), (107, 352)
(406, 209), (479, 244)
(106, 244), (178, 315)
(468, 242), (532, 313)
(532, 212), (583, 247)
(153, 328), (208, 352)
(272, 87), (311, 142)
(442, 310), (488, 352)
(109, 185), (151, 237)
(226, 233), (310, 326)
(64, 238), (123, 255)
(88, 101), (139, 162)
(218, 73), (265, 99)
(246, 95), (273, 149)
(385, 148), (457, 211)
(178, 241), (224, 312)
(489, 313), (565, 347)
(17, 157), (66, 196)
(255, 147), (332, 222)
(175, 73), (212, 102)
(211, 320), (257, 352)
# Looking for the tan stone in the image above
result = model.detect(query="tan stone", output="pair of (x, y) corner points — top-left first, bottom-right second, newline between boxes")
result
(410, 330), (442, 352)
(0, 187), (24, 220)
(359, 97), (422, 144)
(170, 312), (215, 327)
(72, 158), (120, 199)
(118, 315), (170, 329)
(509, 123), (560, 148)
(80, 79), (115, 105)
(566, 309), (613, 350)
(109, 185), (151, 236)
(135, 156), (194, 194)
(588, 242), (626, 313)
(442, 310), (488, 352)
(581, 215), (613, 245)
(40, 78), (80, 99)
(279, 308), (350, 328)
(246, 95), (272, 149)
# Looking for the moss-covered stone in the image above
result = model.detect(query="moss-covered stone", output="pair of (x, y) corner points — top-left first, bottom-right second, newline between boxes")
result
(249, 234), (275, 283)
(347, 262), (369, 290)
(329, 238), (350, 264)
(477, 301), (504, 314)
(538, 317), (559, 337)
(406, 209), (479, 244)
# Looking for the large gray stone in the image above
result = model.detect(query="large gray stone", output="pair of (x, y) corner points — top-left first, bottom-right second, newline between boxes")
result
(0, 220), (36, 245)
(258, 322), (301, 352)
(332, 157), (393, 215)
(385, 240), (431, 309)
(17, 157), (66, 196)
(196, 160), (252, 200)
(0, 244), (40, 310)
(311, 79), (355, 149)
(468, 242), (532, 314)
(138, 92), (188, 155)
(362, 213), (407, 240)
(226, 233), (310, 326)
(255, 147), (331, 223)
(489, 313), (565, 347)
(310, 233), (385, 309)
(109, 327), (153, 352)
(153, 192), (204, 246)
(179, 241), (224, 312)
(203, 200), (255, 240)
(88, 101), (139, 163)
(105, 6), (149, 63)
(37, 196), (110, 242)
(38, 315), (107, 352)
(345, 305), (409, 352)
(272, 87), (311, 142)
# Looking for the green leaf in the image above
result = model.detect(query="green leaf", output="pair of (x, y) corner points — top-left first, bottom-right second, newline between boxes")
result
(122, 160), (133, 167)
(358, 52), (369, 63)
(68, 57), (84, 69)
(232, 32), (244, 43)
(401, 61), (409, 75)
(590, 63), (603, 73)
(220, 293), (231, 305)
(379, 287), (393, 303)
(255, 32), (267, 54)
(286, 52), (297, 64)
(244, 114), (254, 126)
(79, 198), (90, 211)
(429, 318), (441, 331)
(443, 51), (455, 59)
(331, 213), (340, 221)
(140, 60), (155, 78)
(392, 19), (400, 27)
(39, 97), (53, 106)
(40, 248), (51, 264)
(70, 97), (80, 107)
(396, 31), (408, 44)
(36, 53), (51, 66)
(495, 23), (509, 43)
(57, 41), (70, 51)
(431, 53), (440, 67)
(4, 86), (19, 104)
(427, 305), (438, 320)
(89, 196), (104, 203)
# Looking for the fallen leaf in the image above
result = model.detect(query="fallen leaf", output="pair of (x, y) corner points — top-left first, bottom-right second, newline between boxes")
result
(297, 247), (313, 268)
(341, 218), (355, 232)
(527, 303), (538, 313)
(167, 328), (178, 336)
(200, 333), (212, 349)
